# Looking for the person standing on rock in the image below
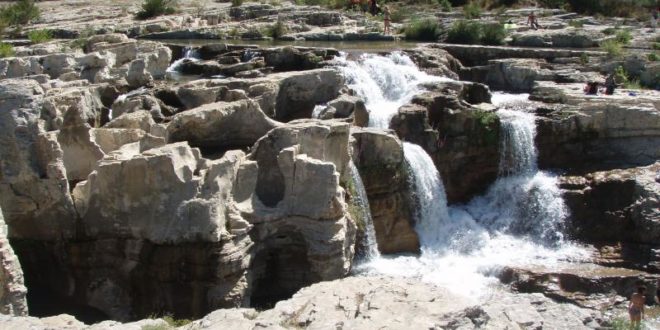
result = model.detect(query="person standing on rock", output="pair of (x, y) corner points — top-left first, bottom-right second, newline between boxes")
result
(383, 6), (391, 35)
(604, 73), (617, 95)
(528, 11), (540, 30)
(628, 286), (646, 327)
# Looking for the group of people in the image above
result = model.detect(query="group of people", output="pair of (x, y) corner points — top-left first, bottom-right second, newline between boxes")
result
(583, 73), (618, 96)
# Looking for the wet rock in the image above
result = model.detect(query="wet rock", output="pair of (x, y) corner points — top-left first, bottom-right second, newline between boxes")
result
(0, 207), (28, 316)
(392, 81), (501, 203)
(561, 163), (660, 245)
(167, 99), (281, 150)
(352, 128), (418, 254)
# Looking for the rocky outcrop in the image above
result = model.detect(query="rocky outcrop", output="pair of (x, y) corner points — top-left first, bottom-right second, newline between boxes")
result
(534, 82), (660, 171)
(173, 69), (343, 121)
(0, 79), (78, 240)
(561, 163), (660, 245)
(390, 81), (501, 203)
(0, 207), (28, 316)
(167, 99), (281, 152)
(352, 128), (418, 254)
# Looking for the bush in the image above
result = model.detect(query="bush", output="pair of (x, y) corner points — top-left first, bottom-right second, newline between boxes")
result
(404, 19), (441, 41)
(649, 53), (659, 61)
(538, 0), (567, 8)
(389, 6), (410, 23)
(446, 20), (482, 44)
(231, 0), (243, 6)
(438, 0), (452, 12)
(568, 19), (584, 28)
(567, 0), (653, 17)
(481, 23), (506, 45)
(264, 20), (287, 39)
(27, 29), (51, 44)
(463, 1), (481, 19)
(579, 52), (589, 64)
(0, 0), (40, 26)
(615, 29), (632, 45)
(0, 42), (14, 58)
(135, 0), (177, 20)
(601, 39), (623, 58)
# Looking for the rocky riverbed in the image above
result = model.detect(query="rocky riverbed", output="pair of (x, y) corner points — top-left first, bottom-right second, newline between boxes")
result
(0, 0), (659, 329)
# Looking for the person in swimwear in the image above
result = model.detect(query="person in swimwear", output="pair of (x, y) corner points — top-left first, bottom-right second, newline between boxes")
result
(629, 286), (646, 327)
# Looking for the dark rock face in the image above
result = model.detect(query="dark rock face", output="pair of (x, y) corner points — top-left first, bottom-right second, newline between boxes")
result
(560, 163), (660, 245)
(389, 82), (500, 203)
(351, 128), (419, 254)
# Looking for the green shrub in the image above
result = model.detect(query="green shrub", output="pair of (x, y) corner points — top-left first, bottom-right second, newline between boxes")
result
(0, 42), (14, 58)
(389, 6), (410, 23)
(538, 0), (567, 8)
(27, 29), (51, 44)
(614, 29), (632, 45)
(404, 19), (441, 41)
(162, 315), (191, 327)
(135, 0), (177, 20)
(446, 20), (481, 44)
(568, 19), (584, 28)
(463, 1), (481, 19)
(231, 0), (244, 6)
(654, 43), (660, 50)
(648, 53), (658, 61)
(0, 0), (40, 27)
(481, 23), (506, 45)
(567, 0), (653, 17)
(264, 20), (287, 39)
(614, 65), (629, 84)
(601, 39), (623, 58)
(579, 52), (589, 64)
(438, 0), (452, 12)
(602, 27), (617, 35)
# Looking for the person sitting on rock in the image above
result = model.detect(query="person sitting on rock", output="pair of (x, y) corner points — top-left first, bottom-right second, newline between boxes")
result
(629, 286), (646, 327)
(604, 73), (617, 95)
(584, 81), (599, 95)
(528, 11), (540, 30)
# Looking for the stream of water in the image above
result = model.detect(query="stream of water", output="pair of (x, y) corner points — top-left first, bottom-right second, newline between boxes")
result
(341, 54), (589, 300)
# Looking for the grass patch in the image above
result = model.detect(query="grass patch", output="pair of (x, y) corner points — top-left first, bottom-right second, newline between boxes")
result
(404, 18), (441, 41)
(481, 22), (506, 45)
(263, 20), (288, 39)
(648, 53), (658, 61)
(163, 315), (191, 327)
(614, 29), (632, 45)
(27, 29), (52, 44)
(579, 52), (589, 64)
(0, 42), (15, 58)
(601, 39), (624, 58)
(231, 0), (243, 6)
(567, 19), (584, 28)
(0, 0), (39, 27)
(438, 0), (452, 12)
(446, 20), (506, 45)
(463, 1), (481, 19)
(135, 0), (177, 20)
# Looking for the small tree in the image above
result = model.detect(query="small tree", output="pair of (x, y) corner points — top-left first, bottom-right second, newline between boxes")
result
(136, 0), (178, 20)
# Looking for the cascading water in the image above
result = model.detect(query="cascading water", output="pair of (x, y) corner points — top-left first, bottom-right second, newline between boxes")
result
(166, 46), (199, 78)
(336, 52), (451, 128)
(348, 161), (380, 260)
(359, 92), (588, 300)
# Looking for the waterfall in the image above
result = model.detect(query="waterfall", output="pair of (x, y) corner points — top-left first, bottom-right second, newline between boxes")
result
(166, 46), (199, 77)
(348, 161), (380, 260)
(360, 93), (587, 300)
(336, 52), (451, 128)
(402, 142), (450, 248)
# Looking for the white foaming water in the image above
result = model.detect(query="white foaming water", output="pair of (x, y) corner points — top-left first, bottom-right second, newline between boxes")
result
(311, 105), (325, 119)
(359, 94), (589, 300)
(166, 46), (199, 78)
(349, 161), (380, 260)
(336, 52), (451, 128)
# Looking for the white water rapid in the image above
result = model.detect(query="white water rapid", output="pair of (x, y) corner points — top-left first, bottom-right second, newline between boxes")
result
(348, 161), (380, 260)
(358, 91), (588, 301)
(336, 52), (451, 128)
(166, 46), (199, 79)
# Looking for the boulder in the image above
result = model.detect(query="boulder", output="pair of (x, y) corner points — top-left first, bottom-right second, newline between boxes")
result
(167, 99), (281, 151)
(126, 59), (154, 88)
(0, 57), (43, 79)
(561, 163), (660, 245)
(0, 207), (28, 316)
(111, 93), (166, 121)
(352, 128), (418, 254)
(41, 54), (76, 79)
(0, 79), (77, 240)
(57, 105), (105, 182)
(105, 110), (167, 138)
(274, 69), (343, 121)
